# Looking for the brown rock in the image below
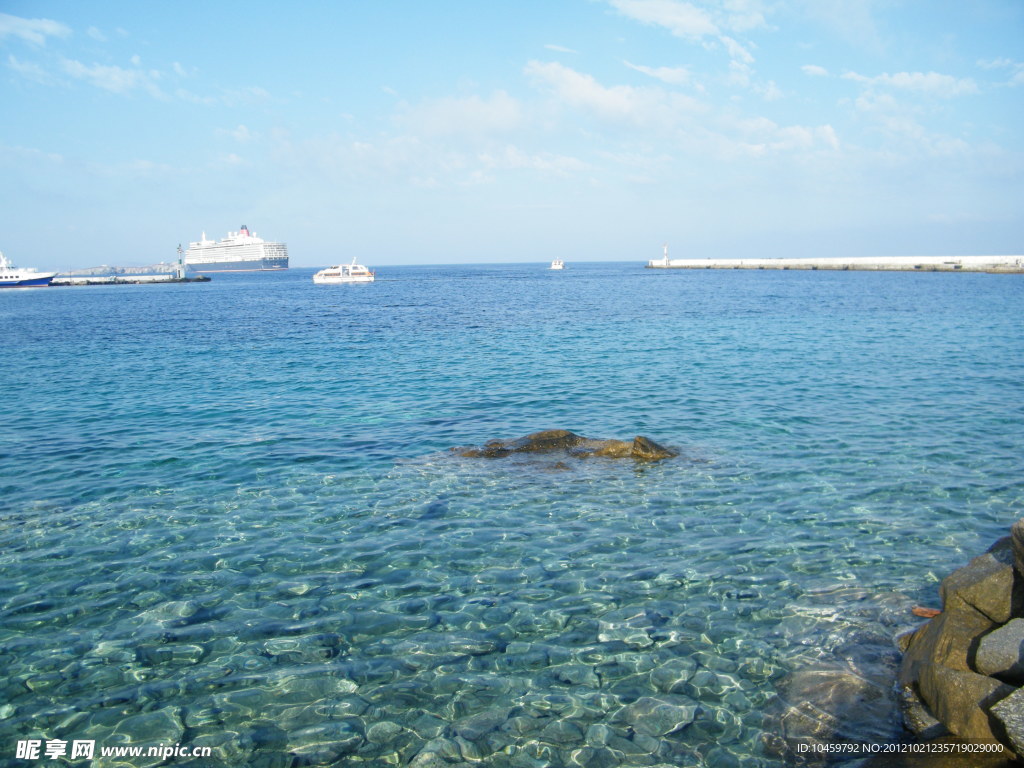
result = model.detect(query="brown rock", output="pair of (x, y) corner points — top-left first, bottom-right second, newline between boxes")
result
(898, 606), (995, 686)
(916, 664), (1015, 743)
(456, 430), (677, 462)
(898, 683), (949, 740)
(630, 435), (677, 461)
(588, 439), (634, 458)
(1012, 519), (1024, 580)
(940, 537), (1024, 624)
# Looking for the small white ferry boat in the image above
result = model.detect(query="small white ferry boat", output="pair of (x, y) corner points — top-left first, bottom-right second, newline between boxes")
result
(549, 259), (565, 270)
(0, 251), (56, 288)
(313, 258), (375, 284)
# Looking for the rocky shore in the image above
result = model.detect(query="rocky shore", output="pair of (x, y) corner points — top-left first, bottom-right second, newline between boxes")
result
(897, 519), (1024, 759)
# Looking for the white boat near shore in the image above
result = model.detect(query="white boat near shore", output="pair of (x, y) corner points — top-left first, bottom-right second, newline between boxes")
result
(0, 251), (56, 287)
(313, 258), (375, 284)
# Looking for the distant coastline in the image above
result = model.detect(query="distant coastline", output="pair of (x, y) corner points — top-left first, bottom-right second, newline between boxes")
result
(647, 255), (1024, 273)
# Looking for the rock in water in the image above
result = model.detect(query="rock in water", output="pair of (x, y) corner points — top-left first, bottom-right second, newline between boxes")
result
(631, 435), (677, 460)
(456, 429), (678, 462)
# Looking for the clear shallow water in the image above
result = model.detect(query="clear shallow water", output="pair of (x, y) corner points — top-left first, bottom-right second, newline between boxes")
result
(2, 263), (1022, 767)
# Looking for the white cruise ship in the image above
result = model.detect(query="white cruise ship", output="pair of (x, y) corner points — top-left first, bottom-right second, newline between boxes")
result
(185, 225), (288, 272)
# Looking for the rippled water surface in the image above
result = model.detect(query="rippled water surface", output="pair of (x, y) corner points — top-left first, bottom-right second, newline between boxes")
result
(2, 263), (1023, 767)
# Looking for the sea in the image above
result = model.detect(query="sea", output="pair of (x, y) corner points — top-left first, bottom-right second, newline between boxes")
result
(2, 262), (1022, 768)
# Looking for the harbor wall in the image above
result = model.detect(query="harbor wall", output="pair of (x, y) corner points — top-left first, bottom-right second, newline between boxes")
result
(646, 255), (1024, 273)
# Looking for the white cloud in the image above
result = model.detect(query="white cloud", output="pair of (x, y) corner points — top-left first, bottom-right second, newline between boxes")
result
(217, 153), (246, 167)
(0, 143), (64, 167)
(756, 80), (782, 101)
(977, 57), (1015, 70)
(977, 58), (1024, 87)
(719, 35), (753, 65)
(733, 117), (840, 156)
(478, 145), (589, 175)
(216, 125), (255, 142)
(175, 88), (216, 105)
(608, 1), (771, 98)
(607, 0), (718, 38)
(802, 64), (828, 77)
(396, 91), (523, 138)
(608, 0), (768, 38)
(61, 58), (165, 98)
(843, 70), (978, 98)
(0, 12), (71, 45)
(86, 26), (106, 42)
(525, 60), (703, 127)
(791, 0), (883, 52)
(219, 86), (271, 107)
(7, 54), (54, 84)
(720, 0), (768, 32)
(545, 44), (578, 54)
(624, 60), (691, 85)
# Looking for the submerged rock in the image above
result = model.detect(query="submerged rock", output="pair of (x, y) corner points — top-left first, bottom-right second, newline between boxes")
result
(455, 430), (678, 462)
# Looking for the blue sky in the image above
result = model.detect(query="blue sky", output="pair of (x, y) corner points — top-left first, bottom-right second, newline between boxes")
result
(1, 1), (1022, 268)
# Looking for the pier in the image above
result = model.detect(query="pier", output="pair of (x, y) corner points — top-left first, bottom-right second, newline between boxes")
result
(646, 255), (1024, 273)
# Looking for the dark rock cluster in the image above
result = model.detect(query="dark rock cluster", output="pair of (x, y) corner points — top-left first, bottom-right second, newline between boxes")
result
(454, 430), (678, 462)
(898, 519), (1024, 756)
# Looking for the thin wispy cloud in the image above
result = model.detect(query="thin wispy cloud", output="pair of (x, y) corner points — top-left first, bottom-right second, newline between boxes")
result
(0, 12), (71, 45)
(607, 0), (774, 99)
(843, 70), (979, 98)
(544, 44), (578, 54)
(216, 125), (256, 143)
(7, 54), (54, 85)
(607, 0), (719, 39)
(802, 64), (828, 77)
(977, 58), (1024, 86)
(478, 145), (590, 176)
(624, 61), (691, 85)
(526, 59), (704, 127)
(395, 91), (523, 138)
(60, 58), (166, 98)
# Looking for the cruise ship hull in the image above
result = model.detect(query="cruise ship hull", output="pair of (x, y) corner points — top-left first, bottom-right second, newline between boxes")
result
(186, 257), (289, 273)
(0, 274), (56, 288)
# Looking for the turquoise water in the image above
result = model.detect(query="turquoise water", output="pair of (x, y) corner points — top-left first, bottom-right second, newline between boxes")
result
(2, 263), (1022, 767)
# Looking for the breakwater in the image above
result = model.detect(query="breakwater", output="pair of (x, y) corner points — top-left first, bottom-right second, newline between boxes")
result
(51, 274), (210, 285)
(647, 255), (1024, 273)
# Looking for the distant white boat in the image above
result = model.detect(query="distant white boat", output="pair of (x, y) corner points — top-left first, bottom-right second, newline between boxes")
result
(313, 258), (375, 284)
(549, 259), (565, 270)
(0, 251), (56, 288)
